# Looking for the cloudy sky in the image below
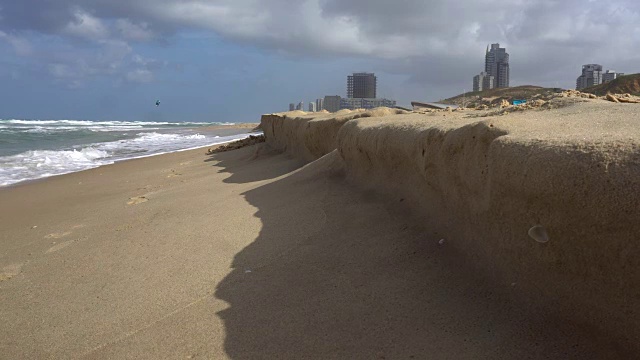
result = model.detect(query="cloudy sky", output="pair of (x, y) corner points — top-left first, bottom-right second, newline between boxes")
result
(1, 0), (639, 122)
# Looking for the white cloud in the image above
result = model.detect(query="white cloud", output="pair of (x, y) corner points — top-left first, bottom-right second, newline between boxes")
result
(46, 39), (135, 87)
(2, 0), (640, 91)
(115, 19), (154, 41)
(63, 9), (109, 40)
(126, 68), (154, 83)
(48, 63), (74, 78)
(0, 31), (33, 56)
(3, 0), (640, 61)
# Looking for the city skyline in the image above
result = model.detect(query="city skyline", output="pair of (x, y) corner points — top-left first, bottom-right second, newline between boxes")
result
(576, 65), (624, 90)
(1, 1), (639, 121)
(473, 43), (509, 92)
(286, 72), (397, 112)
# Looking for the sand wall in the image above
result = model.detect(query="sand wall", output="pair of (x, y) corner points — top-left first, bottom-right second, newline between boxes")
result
(260, 106), (640, 350)
(261, 108), (407, 162)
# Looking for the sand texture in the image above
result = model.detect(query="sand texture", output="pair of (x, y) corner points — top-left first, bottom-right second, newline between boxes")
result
(262, 101), (640, 354)
(0, 105), (638, 358)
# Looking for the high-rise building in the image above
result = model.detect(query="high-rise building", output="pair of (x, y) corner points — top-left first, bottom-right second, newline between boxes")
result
(347, 72), (377, 98)
(323, 95), (341, 112)
(473, 72), (495, 92)
(576, 64), (603, 90)
(295, 101), (304, 111)
(289, 103), (295, 111)
(315, 98), (324, 112)
(308, 102), (317, 112)
(485, 44), (509, 88)
(603, 70), (624, 83)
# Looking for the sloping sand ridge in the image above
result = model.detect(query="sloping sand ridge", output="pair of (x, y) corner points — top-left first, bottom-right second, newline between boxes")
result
(262, 100), (640, 354)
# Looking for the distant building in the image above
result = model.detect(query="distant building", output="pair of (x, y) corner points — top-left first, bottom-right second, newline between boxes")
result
(289, 103), (295, 111)
(473, 71), (495, 92)
(485, 44), (509, 88)
(308, 102), (317, 112)
(339, 98), (396, 110)
(473, 75), (481, 92)
(323, 95), (341, 112)
(295, 101), (304, 111)
(315, 98), (324, 112)
(576, 64), (603, 90)
(603, 70), (624, 83)
(347, 72), (377, 98)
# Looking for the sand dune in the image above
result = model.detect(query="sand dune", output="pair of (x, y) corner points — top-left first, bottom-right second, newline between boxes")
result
(262, 102), (640, 353)
(0, 103), (638, 358)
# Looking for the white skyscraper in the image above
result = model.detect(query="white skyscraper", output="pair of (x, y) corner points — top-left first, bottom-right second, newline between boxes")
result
(308, 102), (317, 112)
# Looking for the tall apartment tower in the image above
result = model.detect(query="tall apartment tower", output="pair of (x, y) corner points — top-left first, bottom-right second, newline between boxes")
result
(473, 72), (495, 92)
(485, 44), (509, 88)
(316, 98), (324, 111)
(289, 103), (295, 111)
(576, 64), (603, 90)
(347, 72), (377, 98)
(308, 102), (317, 112)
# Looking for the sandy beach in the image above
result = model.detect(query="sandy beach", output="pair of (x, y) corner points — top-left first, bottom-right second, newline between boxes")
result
(0, 104), (637, 358)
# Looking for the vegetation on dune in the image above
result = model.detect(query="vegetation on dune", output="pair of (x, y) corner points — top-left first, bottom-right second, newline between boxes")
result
(581, 74), (640, 96)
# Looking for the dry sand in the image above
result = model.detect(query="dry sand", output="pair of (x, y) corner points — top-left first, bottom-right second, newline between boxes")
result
(0, 110), (635, 358)
(262, 101), (640, 356)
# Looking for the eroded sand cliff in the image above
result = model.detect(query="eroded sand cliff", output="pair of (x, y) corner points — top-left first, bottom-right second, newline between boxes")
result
(261, 100), (640, 351)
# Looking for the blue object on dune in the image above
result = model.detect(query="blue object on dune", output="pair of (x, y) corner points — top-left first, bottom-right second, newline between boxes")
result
(512, 99), (527, 105)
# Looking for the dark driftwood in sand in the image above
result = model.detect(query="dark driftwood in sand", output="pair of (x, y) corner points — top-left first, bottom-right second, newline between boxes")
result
(206, 135), (265, 154)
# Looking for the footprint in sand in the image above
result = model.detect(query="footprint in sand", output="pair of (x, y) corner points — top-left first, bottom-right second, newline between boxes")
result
(128, 196), (149, 205)
(0, 263), (25, 282)
(44, 224), (85, 239)
(166, 169), (182, 178)
(45, 231), (72, 239)
(46, 239), (76, 254)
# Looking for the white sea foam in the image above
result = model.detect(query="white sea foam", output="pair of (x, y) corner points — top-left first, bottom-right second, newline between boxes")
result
(0, 119), (233, 135)
(0, 131), (256, 187)
(0, 148), (113, 186)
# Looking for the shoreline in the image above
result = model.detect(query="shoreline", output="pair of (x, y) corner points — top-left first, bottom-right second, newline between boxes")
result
(0, 123), (260, 190)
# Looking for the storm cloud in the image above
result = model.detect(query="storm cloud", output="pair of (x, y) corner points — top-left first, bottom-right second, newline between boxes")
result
(0, 0), (639, 116)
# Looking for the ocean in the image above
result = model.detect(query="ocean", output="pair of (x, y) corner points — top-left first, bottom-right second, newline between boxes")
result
(0, 119), (257, 187)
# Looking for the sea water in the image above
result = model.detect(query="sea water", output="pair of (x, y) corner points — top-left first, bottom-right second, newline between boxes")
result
(0, 119), (257, 187)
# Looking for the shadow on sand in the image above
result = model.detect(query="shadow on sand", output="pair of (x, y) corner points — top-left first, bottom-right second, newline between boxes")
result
(206, 144), (307, 184)
(211, 145), (627, 359)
